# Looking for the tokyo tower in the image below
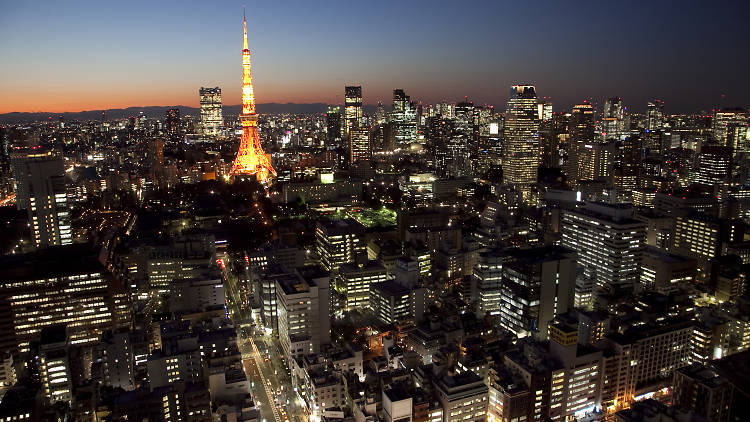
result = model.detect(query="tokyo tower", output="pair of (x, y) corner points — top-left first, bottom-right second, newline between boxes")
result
(230, 13), (276, 182)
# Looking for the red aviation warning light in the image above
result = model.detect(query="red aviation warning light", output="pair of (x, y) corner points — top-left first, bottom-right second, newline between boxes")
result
(230, 13), (276, 183)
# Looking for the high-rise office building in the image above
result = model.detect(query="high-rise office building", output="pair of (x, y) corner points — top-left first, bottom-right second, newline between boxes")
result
(672, 363), (733, 422)
(336, 260), (387, 310)
(646, 100), (664, 132)
(165, 108), (180, 136)
(349, 126), (371, 164)
(473, 249), (504, 317)
(498, 246), (576, 339)
(39, 325), (73, 405)
(315, 219), (366, 272)
(602, 97), (626, 140)
(101, 328), (136, 391)
(276, 266), (330, 360)
(561, 202), (646, 297)
(565, 103), (595, 185)
(615, 134), (642, 192)
(199, 87), (223, 136)
(326, 105), (342, 146)
(503, 85), (540, 200)
(540, 99), (553, 121)
(344, 85), (363, 137)
(0, 245), (131, 355)
(712, 108), (748, 153)
(430, 116), (470, 177)
(10, 150), (71, 248)
(434, 371), (489, 422)
(375, 101), (387, 124)
(693, 144), (732, 187)
(390, 89), (417, 145)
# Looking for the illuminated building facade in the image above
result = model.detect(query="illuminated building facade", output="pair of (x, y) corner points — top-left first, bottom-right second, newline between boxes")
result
(326, 105), (342, 146)
(640, 246), (696, 294)
(39, 325), (72, 405)
(473, 249), (504, 317)
(602, 97), (626, 140)
(646, 100), (664, 132)
(349, 126), (371, 164)
(199, 87), (223, 136)
(560, 203), (646, 296)
(0, 244), (131, 355)
(344, 85), (363, 138)
(369, 280), (412, 325)
(547, 324), (602, 422)
(390, 89), (417, 145)
(10, 150), (71, 248)
(229, 15), (276, 182)
(336, 260), (387, 309)
(434, 371), (488, 422)
(712, 108), (748, 153)
(498, 246), (576, 339)
(565, 103), (595, 185)
(693, 144), (732, 187)
(275, 267), (330, 360)
(165, 108), (180, 136)
(503, 85), (540, 200)
(315, 219), (366, 272)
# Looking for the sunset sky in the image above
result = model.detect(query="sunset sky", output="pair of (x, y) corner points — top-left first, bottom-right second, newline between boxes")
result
(1, 0), (749, 114)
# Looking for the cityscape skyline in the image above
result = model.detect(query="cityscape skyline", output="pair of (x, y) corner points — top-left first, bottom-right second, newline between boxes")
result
(2, 1), (750, 114)
(2, 3), (750, 421)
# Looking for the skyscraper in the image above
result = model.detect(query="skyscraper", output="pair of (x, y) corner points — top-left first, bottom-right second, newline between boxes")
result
(712, 108), (749, 153)
(602, 97), (626, 140)
(199, 87), (223, 136)
(326, 105), (342, 146)
(344, 85), (363, 137)
(561, 202), (646, 299)
(39, 325), (73, 405)
(646, 100), (664, 132)
(473, 249), (504, 317)
(390, 89), (417, 145)
(349, 126), (371, 164)
(503, 85), (540, 201)
(165, 108), (180, 137)
(498, 246), (576, 339)
(565, 103), (595, 184)
(10, 149), (71, 248)
(693, 144), (732, 187)
(276, 266), (331, 360)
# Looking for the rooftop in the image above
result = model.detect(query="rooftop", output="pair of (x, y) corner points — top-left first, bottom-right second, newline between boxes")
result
(371, 280), (410, 297)
(0, 243), (104, 282)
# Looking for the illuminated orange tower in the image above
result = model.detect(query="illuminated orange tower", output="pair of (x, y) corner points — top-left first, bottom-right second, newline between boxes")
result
(230, 13), (276, 182)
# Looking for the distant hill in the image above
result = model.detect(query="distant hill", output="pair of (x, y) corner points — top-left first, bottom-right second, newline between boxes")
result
(0, 103), (375, 123)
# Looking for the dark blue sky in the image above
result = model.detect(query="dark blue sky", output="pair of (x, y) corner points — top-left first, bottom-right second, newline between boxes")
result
(1, 0), (748, 113)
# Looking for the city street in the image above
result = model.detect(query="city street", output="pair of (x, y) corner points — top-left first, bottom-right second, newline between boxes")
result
(222, 254), (309, 422)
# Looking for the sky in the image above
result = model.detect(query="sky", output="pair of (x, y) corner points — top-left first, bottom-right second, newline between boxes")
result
(1, 0), (749, 114)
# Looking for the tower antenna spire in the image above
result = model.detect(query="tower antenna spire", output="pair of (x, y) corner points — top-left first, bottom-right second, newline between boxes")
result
(230, 10), (276, 182)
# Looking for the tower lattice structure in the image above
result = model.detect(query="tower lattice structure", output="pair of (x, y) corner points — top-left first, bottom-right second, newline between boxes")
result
(230, 14), (276, 182)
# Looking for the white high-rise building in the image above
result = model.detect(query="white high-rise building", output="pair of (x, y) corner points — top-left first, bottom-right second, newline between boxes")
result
(473, 249), (504, 317)
(39, 325), (73, 405)
(602, 97), (626, 140)
(560, 202), (646, 297)
(199, 87), (223, 136)
(276, 266), (331, 360)
(503, 85), (540, 202)
(315, 219), (366, 272)
(10, 150), (71, 248)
